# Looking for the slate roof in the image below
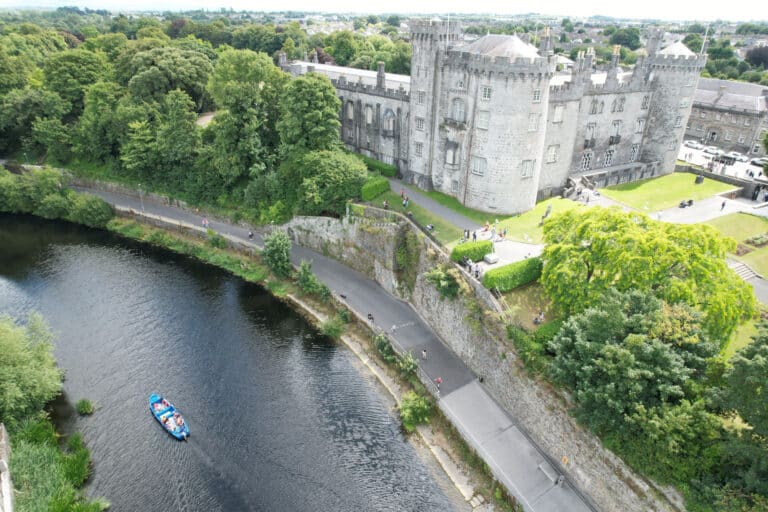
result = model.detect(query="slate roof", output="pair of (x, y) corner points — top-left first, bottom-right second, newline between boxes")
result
(288, 62), (410, 92)
(694, 77), (767, 114)
(659, 41), (696, 57)
(457, 34), (540, 59)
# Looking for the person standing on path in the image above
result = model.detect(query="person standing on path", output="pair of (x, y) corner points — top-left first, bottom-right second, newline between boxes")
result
(435, 377), (442, 390)
(421, 348), (427, 360)
(721, 200), (726, 211)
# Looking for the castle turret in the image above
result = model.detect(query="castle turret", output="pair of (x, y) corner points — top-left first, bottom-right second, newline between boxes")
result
(376, 61), (386, 90)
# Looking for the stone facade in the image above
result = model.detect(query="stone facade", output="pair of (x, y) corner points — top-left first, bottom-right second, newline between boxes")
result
(282, 21), (706, 215)
(685, 77), (768, 157)
(283, 209), (684, 512)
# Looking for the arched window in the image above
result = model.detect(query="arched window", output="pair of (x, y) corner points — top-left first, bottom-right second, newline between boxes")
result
(365, 105), (373, 125)
(590, 100), (599, 115)
(445, 141), (459, 165)
(346, 102), (354, 121)
(452, 98), (466, 122)
(383, 109), (396, 133)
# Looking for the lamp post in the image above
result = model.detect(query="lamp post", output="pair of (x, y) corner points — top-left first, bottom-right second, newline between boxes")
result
(138, 183), (145, 212)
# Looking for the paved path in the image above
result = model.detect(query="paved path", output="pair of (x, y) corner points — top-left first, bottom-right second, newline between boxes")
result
(78, 185), (594, 512)
(388, 177), (481, 232)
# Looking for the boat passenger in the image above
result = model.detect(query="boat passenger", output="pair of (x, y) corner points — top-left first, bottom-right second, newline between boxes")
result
(174, 412), (184, 427)
(161, 398), (170, 408)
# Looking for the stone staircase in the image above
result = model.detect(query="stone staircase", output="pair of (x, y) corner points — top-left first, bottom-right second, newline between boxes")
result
(729, 261), (760, 281)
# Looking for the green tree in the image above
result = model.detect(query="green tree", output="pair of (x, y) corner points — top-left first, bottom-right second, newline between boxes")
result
(609, 27), (641, 50)
(293, 150), (367, 216)
(120, 120), (157, 180)
(31, 117), (71, 162)
(683, 33), (704, 53)
(277, 73), (341, 154)
(0, 313), (62, 429)
(154, 89), (200, 188)
(66, 193), (114, 228)
(262, 229), (292, 277)
(716, 324), (768, 437)
(399, 392), (431, 433)
(0, 87), (68, 153)
(324, 30), (358, 66)
(541, 207), (755, 342)
(43, 48), (111, 116)
(73, 81), (125, 162)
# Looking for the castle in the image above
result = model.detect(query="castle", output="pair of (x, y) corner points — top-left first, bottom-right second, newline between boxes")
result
(283, 20), (706, 214)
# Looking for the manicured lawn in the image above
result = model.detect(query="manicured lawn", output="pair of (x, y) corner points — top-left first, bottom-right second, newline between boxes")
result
(600, 173), (735, 212)
(497, 197), (584, 244)
(705, 213), (768, 243)
(404, 185), (491, 225)
(500, 282), (555, 330)
(722, 321), (758, 361)
(738, 247), (768, 277)
(373, 191), (463, 246)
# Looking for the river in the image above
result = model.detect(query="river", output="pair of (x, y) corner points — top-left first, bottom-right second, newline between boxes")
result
(0, 215), (466, 512)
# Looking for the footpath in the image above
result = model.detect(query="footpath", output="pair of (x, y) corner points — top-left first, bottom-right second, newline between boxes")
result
(77, 185), (595, 512)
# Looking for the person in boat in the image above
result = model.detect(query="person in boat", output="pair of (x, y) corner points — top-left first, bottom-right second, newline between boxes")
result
(153, 402), (164, 412)
(173, 412), (184, 427)
(161, 398), (170, 408)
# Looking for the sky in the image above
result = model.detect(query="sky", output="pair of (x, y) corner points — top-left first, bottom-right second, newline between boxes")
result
(3, 0), (765, 23)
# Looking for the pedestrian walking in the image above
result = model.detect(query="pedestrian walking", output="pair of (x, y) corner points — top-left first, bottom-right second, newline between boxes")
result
(421, 348), (427, 360)
(248, 230), (254, 240)
(391, 324), (397, 333)
(435, 377), (442, 390)
(721, 200), (726, 211)
(367, 313), (374, 323)
(472, 231), (477, 242)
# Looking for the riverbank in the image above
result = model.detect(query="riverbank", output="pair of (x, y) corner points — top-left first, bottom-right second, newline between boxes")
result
(105, 215), (509, 511)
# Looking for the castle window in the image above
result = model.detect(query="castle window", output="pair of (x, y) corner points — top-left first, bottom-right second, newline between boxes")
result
(456, 79), (465, 90)
(416, 117), (425, 131)
(365, 106), (373, 125)
(739, 134), (746, 143)
(696, 124), (703, 132)
(629, 144), (639, 162)
(445, 142), (459, 165)
(641, 95), (650, 109)
(470, 156), (487, 176)
(604, 149), (614, 167)
(700, 112), (706, 118)
(611, 99), (617, 113)
(533, 89), (542, 103)
(414, 142), (423, 157)
(586, 122), (596, 139)
(521, 159), (534, 178)
(580, 152), (593, 171)
(417, 90), (426, 105)
(546, 145), (559, 163)
(612, 120), (622, 136)
(667, 139), (676, 150)
(725, 130), (732, 141)
(745, 118), (751, 126)
(346, 102), (354, 120)
(590, 100), (599, 115)
(553, 105), (564, 123)
(477, 110), (490, 129)
(383, 109), (396, 132)
(452, 98), (466, 122)
(618, 97), (625, 112)
(481, 86), (492, 101)
(635, 119), (645, 133)
(528, 114), (539, 132)
(680, 99), (689, 108)
(753, 143), (761, 154)
(674, 116), (682, 128)
(451, 180), (459, 193)
(599, 101), (604, 113)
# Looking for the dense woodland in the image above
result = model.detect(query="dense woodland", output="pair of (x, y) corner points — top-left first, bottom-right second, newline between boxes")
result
(1, 9), (768, 512)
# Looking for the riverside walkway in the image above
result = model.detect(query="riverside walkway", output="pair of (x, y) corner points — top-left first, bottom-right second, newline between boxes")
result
(78, 186), (595, 512)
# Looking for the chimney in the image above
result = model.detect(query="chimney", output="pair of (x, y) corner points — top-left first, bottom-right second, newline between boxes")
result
(376, 61), (386, 90)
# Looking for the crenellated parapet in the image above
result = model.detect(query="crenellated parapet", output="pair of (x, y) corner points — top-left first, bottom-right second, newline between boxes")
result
(409, 19), (462, 46)
(333, 76), (410, 102)
(443, 51), (556, 80)
(646, 53), (707, 72)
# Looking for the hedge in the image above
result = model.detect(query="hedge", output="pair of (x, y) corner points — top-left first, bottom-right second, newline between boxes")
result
(450, 240), (493, 263)
(359, 154), (398, 177)
(361, 176), (390, 201)
(482, 257), (542, 292)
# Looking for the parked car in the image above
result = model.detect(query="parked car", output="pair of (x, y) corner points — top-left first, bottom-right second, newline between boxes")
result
(751, 157), (768, 167)
(726, 151), (749, 162)
(684, 140), (704, 149)
(703, 146), (723, 155)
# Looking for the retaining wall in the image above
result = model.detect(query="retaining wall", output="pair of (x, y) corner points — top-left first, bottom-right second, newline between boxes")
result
(0, 424), (13, 512)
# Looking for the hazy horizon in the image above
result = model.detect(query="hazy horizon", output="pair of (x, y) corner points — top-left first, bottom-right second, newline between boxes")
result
(2, 0), (766, 24)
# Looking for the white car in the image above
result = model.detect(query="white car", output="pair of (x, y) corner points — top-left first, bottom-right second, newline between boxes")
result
(703, 146), (723, 155)
(751, 157), (768, 167)
(726, 151), (749, 162)
(684, 140), (704, 150)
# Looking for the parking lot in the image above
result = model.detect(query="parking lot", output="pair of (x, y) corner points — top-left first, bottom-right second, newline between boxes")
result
(679, 142), (766, 182)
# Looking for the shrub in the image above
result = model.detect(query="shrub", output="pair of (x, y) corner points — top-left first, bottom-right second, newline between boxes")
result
(425, 265), (461, 299)
(358, 154), (398, 177)
(34, 193), (71, 220)
(450, 240), (493, 263)
(206, 229), (227, 248)
(262, 230), (292, 277)
(75, 399), (94, 415)
(398, 351), (418, 377)
(66, 193), (114, 228)
(374, 332), (398, 364)
(360, 176), (390, 201)
(62, 433), (91, 486)
(296, 260), (330, 300)
(399, 391), (431, 432)
(506, 324), (550, 374)
(320, 316), (345, 339)
(483, 257), (543, 292)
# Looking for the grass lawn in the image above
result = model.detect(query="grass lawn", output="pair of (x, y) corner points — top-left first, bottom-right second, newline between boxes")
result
(497, 197), (584, 244)
(600, 172), (735, 212)
(371, 191), (463, 246)
(738, 247), (768, 277)
(403, 185), (491, 225)
(499, 282), (555, 330)
(722, 320), (758, 361)
(705, 213), (768, 243)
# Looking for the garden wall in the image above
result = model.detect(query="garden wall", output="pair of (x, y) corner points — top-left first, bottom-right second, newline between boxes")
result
(285, 206), (683, 512)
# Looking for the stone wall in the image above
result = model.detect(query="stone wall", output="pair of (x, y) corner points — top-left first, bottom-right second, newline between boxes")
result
(285, 206), (683, 512)
(0, 424), (13, 512)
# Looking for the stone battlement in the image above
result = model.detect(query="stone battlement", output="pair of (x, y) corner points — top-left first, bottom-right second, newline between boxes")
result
(445, 51), (555, 78)
(333, 77), (410, 101)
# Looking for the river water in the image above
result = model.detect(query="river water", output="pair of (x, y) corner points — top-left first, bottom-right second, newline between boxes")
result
(0, 215), (465, 512)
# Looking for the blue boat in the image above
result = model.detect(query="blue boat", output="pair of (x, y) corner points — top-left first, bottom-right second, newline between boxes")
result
(149, 393), (189, 440)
